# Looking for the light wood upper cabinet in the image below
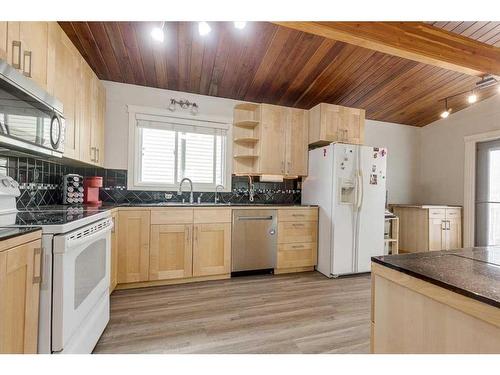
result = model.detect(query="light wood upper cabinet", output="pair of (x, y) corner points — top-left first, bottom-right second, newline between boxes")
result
(285, 108), (308, 176)
(309, 103), (365, 146)
(47, 24), (81, 160)
(0, 22), (7, 60)
(79, 63), (94, 164)
(117, 210), (151, 284)
(0, 237), (41, 354)
(193, 223), (231, 277)
(259, 104), (287, 175)
(150, 224), (193, 280)
(7, 22), (49, 90)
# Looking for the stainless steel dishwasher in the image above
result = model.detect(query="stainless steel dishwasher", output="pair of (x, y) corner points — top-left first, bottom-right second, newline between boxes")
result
(232, 209), (277, 272)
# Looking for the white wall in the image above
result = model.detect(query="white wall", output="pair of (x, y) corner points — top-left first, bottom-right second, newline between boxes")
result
(103, 80), (421, 203)
(419, 94), (500, 206)
(365, 120), (421, 204)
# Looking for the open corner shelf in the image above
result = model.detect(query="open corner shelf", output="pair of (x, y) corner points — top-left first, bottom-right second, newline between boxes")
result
(233, 120), (259, 129)
(234, 137), (259, 144)
(234, 103), (260, 111)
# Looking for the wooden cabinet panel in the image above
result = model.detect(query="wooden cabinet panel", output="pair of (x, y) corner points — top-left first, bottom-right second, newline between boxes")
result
(193, 208), (231, 224)
(79, 63), (94, 164)
(428, 208), (446, 219)
(48, 24), (80, 159)
(7, 22), (49, 89)
(308, 103), (365, 146)
(150, 224), (193, 280)
(193, 223), (231, 277)
(110, 210), (118, 293)
(285, 108), (308, 176)
(278, 221), (318, 244)
(151, 208), (193, 225)
(0, 22), (7, 60)
(0, 239), (41, 354)
(117, 210), (151, 283)
(277, 243), (317, 268)
(277, 208), (318, 222)
(446, 218), (462, 250)
(428, 218), (445, 251)
(259, 104), (287, 175)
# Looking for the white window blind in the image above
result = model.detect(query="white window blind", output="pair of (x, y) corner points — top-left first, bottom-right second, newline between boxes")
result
(136, 116), (228, 189)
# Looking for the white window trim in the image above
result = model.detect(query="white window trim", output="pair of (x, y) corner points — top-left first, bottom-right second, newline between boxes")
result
(127, 105), (232, 192)
(463, 129), (500, 247)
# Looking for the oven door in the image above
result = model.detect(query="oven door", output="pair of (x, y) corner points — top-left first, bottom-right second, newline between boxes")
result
(52, 217), (113, 353)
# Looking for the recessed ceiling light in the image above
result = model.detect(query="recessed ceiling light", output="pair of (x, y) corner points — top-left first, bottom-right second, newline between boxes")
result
(467, 93), (477, 104)
(198, 22), (211, 36)
(234, 21), (247, 30)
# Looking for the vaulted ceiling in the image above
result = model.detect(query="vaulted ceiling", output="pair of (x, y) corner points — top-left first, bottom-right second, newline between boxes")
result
(59, 21), (500, 127)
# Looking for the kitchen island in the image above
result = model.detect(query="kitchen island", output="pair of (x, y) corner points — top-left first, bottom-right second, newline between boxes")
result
(371, 247), (500, 353)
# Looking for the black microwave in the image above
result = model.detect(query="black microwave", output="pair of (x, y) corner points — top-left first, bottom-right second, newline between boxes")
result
(0, 59), (65, 157)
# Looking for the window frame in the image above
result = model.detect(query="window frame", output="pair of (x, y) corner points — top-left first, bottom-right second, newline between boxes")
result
(127, 105), (232, 192)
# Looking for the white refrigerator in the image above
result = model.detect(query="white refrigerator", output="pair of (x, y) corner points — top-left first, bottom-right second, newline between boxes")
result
(302, 143), (388, 277)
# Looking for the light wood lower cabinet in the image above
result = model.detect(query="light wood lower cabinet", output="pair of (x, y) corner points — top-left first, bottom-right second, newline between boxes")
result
(193, 223), (231, 277)
(275, 208), (319, 273)
(0, 233), (42, 354)
(393, 205), (462, 253)
(117, 210), (151, 284)
(150, 224), (193, 280)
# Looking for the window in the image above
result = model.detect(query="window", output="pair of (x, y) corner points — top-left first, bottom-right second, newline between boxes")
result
(129, 109), (230, 191)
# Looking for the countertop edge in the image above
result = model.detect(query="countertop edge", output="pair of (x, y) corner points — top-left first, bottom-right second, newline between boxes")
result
(0, 227), (42, 243)
(371, 257), (500, 309)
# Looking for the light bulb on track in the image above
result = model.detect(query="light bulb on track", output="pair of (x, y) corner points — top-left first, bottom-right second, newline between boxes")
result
(151, 26), (165, 43)
(467, 93), (477, 104)
(234, 21), (247, 30)
(198, 22), (211, 36)
(440, 110), (450, 119)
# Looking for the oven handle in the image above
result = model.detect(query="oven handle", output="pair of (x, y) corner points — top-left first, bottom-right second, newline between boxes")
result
(60, 218), (113, 251)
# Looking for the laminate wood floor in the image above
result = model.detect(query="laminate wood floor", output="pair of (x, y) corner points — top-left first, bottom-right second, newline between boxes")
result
(93, 272), (371, 354)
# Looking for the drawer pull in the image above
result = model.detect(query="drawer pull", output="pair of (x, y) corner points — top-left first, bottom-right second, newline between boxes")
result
(292, 214), (305, 217)
(291, 245), (305, 249)
(292, 223), (305, 227)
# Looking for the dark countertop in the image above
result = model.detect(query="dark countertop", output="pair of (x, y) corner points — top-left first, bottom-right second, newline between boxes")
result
(0, 227), (41, 242)
(28, 203), (317, 210)
(372, 247), (500, 308)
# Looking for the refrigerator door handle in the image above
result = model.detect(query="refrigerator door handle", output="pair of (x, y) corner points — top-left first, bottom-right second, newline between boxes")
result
(356, 170), (363, 210)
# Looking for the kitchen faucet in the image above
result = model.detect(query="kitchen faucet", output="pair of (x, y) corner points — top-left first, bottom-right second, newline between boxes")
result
(215, 184), (224, 204)
(178, 177), (194, 204)
(248, 175), (255, 202)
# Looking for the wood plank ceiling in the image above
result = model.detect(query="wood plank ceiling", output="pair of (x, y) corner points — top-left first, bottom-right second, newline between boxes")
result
(59, 21), (500, 127)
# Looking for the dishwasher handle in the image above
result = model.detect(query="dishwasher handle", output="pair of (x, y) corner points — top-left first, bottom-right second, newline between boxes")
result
(237, 216), (274, 221)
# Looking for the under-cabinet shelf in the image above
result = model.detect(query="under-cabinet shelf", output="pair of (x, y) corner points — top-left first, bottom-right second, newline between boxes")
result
(234, 137), (259, 144)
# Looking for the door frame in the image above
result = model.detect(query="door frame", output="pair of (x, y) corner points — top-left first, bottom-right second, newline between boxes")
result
(463, 129), (500, 247)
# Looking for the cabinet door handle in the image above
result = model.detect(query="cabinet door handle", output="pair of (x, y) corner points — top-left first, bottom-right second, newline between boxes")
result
(12, 40), (22, 69)
(33, 247), (42, 284)
(23, 50), (32, 78)
(90, 147), (96, 162)
(96, 148), (100, 163)
(281, 161), (285, 174)
(446, 220), (451, 230)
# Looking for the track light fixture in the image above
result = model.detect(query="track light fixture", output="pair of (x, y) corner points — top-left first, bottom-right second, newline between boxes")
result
(440, 98), (451, 119)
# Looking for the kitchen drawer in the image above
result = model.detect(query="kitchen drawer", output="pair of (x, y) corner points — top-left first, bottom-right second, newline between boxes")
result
(445, 208), (461, 219)
(194, 208), (231, 223)
(278, 208), (318, 222)
(277, 242), (317, 268)
(428, 208), (445, 219)
(278, 221), (317, 244)
(151, 208), (193, 225)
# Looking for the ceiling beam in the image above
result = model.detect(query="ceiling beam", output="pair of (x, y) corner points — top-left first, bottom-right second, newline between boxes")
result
(273, 22), (500, 77)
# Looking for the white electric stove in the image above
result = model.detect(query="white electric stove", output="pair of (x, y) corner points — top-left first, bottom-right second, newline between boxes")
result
(0, 175), (113, 354)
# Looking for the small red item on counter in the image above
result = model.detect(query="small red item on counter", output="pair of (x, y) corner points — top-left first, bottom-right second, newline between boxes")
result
(83, 176), (102, 206)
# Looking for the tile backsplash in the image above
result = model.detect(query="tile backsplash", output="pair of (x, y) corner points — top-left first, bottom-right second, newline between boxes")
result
(0, 155), (301, 208)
